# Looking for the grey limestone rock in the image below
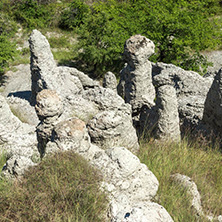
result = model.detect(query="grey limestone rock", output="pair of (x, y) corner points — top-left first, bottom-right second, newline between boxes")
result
(154, 73), (181, 142)
(44, 119), (171, 221)
(152, 62), (213, 128)
(171, 173), (203, 216)
(0, 95), (39, 178)
(87, 109), (139, 153)
(103, 71), (117, 91)
(7, 96), (39, 126)
(203, 69), (222, 135)
(117, 35), (156, 129)
(29, 29), (57, 104)
(35, 89), (63, 157)
(51, 117), (91, 153)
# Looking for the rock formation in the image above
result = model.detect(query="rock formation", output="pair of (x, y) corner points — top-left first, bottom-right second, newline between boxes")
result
(43, 114), (173, 222)
(29, 30), (139, 151)
(203, 69), (222, 136)
(153, 73), (181, 142)
(35, 89), (63, 157)
(152, 62), (213, 129)
(103, 71), (117, 91)
(117, 35), (156, 129)
(0, 95), (39, 178)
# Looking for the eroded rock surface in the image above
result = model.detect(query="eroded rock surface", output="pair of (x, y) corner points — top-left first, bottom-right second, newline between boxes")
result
(103, 71), (117, 91)
(43, 116), (172, 222)
(117, 35), (156, 129)
(153, 73), (181, 142)
(152, 62), (213, 128)
(203, 69), (222, 135)
(0, 95), (39, 178)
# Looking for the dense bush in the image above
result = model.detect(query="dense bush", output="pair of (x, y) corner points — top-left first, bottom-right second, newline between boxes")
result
(0, 12), (17, 75)
(73, 0), (222, 77)
(59, 0), (90, 30)
(11, 0), (56, 28)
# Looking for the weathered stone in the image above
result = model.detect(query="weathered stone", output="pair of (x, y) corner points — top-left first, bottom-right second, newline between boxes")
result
(103, 71), (117, 91)
(152, 62), (213, 128)
(35, 89), (63, 157)
(87, 109), (139, 153)
(51, 117), (91, 153)
(0, 95), (39, 178)
(7, 96), (39, 126)
(171, 173), (203, 216)
(117, 35), (156, 129)
(154, 73), (181, 142)
(35, 89), (63, 121)
(29, 29), (57, 104)
(203, 69), (222, 135)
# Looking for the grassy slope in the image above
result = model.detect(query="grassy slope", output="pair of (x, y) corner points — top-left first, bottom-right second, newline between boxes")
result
(138, 138), (222, 221)
(0, 151), (108, 222)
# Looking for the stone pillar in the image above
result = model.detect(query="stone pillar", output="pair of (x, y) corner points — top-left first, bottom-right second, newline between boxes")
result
(35, 89), (63, 157)
(117, 35), (156, 128)
(154, 74), (181, 142)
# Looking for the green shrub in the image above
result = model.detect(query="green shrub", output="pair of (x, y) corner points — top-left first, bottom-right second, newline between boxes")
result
(12, 0), (55, 28)
(0, 151), (108, 222)
(73, 0), (222, 78)
(59, 0), (90, 30)
(0, 34), (16, 75)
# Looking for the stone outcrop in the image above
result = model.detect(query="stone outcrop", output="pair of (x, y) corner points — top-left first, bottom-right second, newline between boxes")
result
(152, 62), (213, 128)
(35, 89), (63, 157)
(153, 73), (181, 142)
(117, 35), (156, 129)
(43, 116), (173, 222)
(29, 30), (139, 150)
(203, 69), (222, 136)
(103, 71), (117, 91)
(0, 95), (39, 178)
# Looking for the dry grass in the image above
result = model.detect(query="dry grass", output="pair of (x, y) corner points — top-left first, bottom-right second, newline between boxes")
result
(0, 151), (108, 222)
(138, 136), (222, 221)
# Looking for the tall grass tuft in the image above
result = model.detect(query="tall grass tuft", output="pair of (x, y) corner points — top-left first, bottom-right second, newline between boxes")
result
(138, 137), (222, 221)
(0, 151), (108, 222)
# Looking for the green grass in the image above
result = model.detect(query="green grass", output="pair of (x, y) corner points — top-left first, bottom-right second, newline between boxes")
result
(138, 137), (222, 221)
(0, 151), (108, 222)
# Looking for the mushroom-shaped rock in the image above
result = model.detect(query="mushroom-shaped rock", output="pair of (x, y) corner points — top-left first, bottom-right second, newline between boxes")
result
(35, 89), (63, 121)
(117, 35), (156, 130)
(35, 89), (63, 157)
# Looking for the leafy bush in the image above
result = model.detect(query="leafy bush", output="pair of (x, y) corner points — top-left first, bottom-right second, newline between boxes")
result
(12, 0), (55, 28)
(0, 151), (108, 222)
(59, 0), (90, 30)
(73, 0), (222, 77)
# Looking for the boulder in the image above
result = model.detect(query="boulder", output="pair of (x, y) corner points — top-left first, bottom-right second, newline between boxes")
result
(152, 62), (213, 128)
(0, 95), (39, 178)
(117, 35), (156, 129)
(87, 109), (139, 152)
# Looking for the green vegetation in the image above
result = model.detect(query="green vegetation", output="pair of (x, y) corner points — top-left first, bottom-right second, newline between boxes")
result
(0, 151), (108, 222)
(1, 0), (222, 77)
(138, 137), (222, 221)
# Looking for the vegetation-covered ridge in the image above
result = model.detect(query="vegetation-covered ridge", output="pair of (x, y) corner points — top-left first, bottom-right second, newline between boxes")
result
(0, 0), (222, 78)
